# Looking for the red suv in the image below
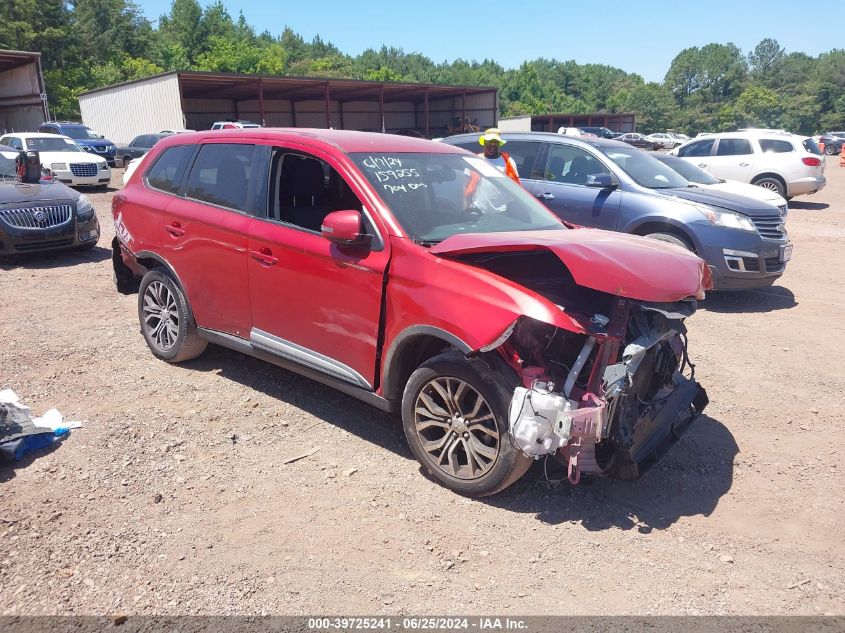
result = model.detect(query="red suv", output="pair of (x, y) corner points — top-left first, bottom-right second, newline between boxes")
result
(112, 129), (711, 496)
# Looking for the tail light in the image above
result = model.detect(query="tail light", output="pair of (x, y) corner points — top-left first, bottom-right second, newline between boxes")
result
(802, 157), (822, 167)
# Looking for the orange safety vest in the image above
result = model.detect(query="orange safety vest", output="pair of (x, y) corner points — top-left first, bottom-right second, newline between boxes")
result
(464, 152), (521, 195)
(501, 151), (520, 184)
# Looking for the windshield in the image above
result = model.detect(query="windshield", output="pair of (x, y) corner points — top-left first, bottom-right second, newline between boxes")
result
(27, 137), (82, 152)
(657, 156), (720, 185)
(351, 152), (564, 243)
(63, 126), (100, 140)
(604, 147), (689, 189)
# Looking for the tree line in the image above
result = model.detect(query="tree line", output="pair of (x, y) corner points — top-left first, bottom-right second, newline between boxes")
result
(2, 0), (844, 135)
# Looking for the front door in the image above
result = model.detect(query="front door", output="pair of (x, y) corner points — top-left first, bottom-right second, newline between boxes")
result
(523, 142), (622, 230)
(676, 138), (716, 173)
(247, 145), (389, 389)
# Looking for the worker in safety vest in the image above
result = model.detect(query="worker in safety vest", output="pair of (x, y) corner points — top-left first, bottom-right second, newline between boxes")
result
(478, 128), (520, 184)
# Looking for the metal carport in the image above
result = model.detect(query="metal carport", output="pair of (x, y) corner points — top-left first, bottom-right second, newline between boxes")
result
(79, 71), (498, 144)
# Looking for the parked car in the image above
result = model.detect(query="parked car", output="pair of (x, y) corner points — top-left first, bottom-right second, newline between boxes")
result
(669, 132), (691, 142)
(646, 133), (683, 149)
(115, 133), (171, 167)
(445, 131), (792, 290)
(820, 132), (845, 156)
(579, 126), (618, 139)
(210, 120), (262, 130)
(38, 121), (117, 166)
(0, 133), (111, 188)
(616, 132), (657, 150)
(670, 131), (826, 199)
(557, 126), (592, 136)
(0, 146), (100, 256)
(653, 153), (788, 216)
(112, 129), (711, 496)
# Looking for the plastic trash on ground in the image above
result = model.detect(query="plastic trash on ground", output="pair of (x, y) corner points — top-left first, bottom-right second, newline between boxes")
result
(0, 390), (82, 463)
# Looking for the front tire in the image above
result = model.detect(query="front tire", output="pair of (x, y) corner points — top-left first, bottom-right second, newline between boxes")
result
(401, 351), (532, 496)
(137, 269), (207, 363)
(825, 144), (838, 156)
(643, 231), (694, 252)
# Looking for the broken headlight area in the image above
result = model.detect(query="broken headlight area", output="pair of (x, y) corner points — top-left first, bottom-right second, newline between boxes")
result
(501, 300), (708, 484)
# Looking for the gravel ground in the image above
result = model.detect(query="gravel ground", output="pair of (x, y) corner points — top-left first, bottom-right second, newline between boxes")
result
(1, 162), (844, 616)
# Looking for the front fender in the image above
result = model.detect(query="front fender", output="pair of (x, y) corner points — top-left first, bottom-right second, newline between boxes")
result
(382, 237), (590, 359)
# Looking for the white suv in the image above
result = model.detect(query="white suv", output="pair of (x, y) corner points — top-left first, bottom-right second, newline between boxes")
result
(210, 120), (262, 130)
(670, 131), (826, 199)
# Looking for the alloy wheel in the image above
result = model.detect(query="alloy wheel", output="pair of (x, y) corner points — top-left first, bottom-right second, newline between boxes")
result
(413, 377), (500, 480)
(142, 280), (179, 352)
(758, 181), (780, 192)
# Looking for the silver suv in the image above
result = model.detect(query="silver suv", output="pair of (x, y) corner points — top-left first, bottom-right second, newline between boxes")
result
(671, 131), (826, 200)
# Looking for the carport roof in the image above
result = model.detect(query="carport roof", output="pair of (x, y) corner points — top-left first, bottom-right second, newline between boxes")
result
(0, 50), (42, 74)
(80, 71), (497, 102)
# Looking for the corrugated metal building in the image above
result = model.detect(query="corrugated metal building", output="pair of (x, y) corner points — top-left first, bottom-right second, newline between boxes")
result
(498, 113), (637, 133)
(0, 50), (49, 134)
(79, 71), (498, 144)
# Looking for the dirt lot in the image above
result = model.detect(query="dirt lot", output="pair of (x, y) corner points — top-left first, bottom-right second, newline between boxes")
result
(1, 162), (844, 617)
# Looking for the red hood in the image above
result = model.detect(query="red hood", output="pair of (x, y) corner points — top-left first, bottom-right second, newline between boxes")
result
(430, 229), (712, 302)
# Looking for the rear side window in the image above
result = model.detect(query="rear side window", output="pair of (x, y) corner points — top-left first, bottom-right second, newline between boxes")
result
(186, 143), (255, 211)
(677, 139), (714, 157)
(716, 139), (753, 156)
(802, 139), (822, 155)
(759, 139), (794, 153)
(499, 141), (543, 179)
(146, 145), (194, 194)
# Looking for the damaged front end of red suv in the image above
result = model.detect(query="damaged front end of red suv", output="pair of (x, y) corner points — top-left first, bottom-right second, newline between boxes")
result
(429, 229), (711, 483)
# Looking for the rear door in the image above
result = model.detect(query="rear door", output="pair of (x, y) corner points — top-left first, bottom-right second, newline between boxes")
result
(161, 141), (258, 337)
(523, 142), (622, 229)
(709, 137), (755, 182)
(676, 138), (716, 172)
(124, 143), (195, 255)
(247, 143), (390, 389)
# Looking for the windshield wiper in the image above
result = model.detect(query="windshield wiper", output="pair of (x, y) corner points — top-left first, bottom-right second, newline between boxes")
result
(414, 238), (442, 247)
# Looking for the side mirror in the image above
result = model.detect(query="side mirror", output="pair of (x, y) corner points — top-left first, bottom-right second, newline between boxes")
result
(321, 210), (372, 249)
(586, 173), (616, 189)
(98, 134), (105, 139)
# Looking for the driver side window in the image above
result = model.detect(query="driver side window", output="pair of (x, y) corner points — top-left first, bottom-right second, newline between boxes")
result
(543, 144), (605, 186)
(268, 150), (371, 235)
(678, 139), (714, 158)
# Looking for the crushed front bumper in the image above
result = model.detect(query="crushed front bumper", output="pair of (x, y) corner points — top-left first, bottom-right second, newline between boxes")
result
(611, 378), (709, 479)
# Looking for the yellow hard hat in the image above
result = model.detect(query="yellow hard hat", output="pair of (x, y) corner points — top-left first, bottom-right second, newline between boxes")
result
(479, 128), (506, 146)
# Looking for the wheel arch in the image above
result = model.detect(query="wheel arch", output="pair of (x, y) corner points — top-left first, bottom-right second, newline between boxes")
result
(381, 326), (472, 402)
(628, 219), (698, 252)
(134, 250), (189, 293)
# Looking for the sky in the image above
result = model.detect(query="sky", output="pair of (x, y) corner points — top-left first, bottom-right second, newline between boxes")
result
(137, 0), (844, 82)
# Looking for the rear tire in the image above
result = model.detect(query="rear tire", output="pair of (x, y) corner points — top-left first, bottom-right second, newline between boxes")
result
(752, 176), (786, 198)
(824, 144), (838, 156)
(401, 351), (532, 497)
(137, 269), (207, 363)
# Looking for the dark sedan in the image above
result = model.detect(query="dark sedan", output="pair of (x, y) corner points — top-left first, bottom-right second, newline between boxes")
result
(820, 132), (845, 156)
(0, 148), (100, 256)
(616, 132), (657, 150)
(114, 133), (171, 167)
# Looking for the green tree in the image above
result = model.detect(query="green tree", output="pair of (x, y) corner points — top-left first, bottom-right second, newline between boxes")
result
(748, 38), (785, 82)
(74, 0), (154, 65)
(158, 0), (204, 63)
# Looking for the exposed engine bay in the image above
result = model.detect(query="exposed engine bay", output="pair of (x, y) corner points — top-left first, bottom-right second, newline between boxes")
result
(462, 249), (710, 483)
